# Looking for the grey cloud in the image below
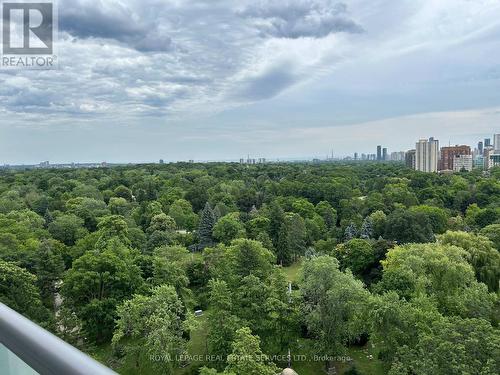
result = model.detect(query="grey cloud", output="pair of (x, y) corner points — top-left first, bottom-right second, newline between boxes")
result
(234, 64), (299, 100)
(0, 77), (54, 111)
(1, 0), (364, 119)
(238, 0), (363, 39)
(60, 0), (173, 52)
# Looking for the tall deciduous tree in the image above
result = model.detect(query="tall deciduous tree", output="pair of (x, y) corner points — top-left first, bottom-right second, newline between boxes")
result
(206, 279), (240, 370)
(168, 199), (198, 230)
(113, 285), (187, 374)
(0, 259), (49, 324)
(225, 327), (278, 375)
(62, 241), (144, 343)
(378, 243), (497, 320)
(388, 315), (500, 375)
(334, 239), (375, 278)
(480, 224), (500, 250)
(301, 256), (370, 367)
(384, 210), (434, 244)
(438, 231), (500, 292)
(213, 213), (245, 245)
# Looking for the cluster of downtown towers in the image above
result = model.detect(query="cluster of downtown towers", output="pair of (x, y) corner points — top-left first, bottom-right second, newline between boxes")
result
(372, 134), (500, 173)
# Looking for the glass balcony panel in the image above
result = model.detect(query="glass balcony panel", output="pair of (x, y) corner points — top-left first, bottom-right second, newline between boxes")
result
(0, 343), (39, 375)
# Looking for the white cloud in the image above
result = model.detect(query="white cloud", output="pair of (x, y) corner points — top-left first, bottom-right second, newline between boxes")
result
(0, 0), (499, 162)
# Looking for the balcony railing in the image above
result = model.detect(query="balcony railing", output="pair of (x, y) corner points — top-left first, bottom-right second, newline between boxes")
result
(0, 302), (117, 375)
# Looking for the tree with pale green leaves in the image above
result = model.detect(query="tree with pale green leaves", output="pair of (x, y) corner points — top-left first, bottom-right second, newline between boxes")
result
(113, 285), (187, 373)
(300, 256), (370, 369)
(225, 327), (278, 375)
(438, 231), (500, 292)
(151, 245), (191, 299)
(147, 213), (176, 234)
(378, 243), (497, 320)
(389, 316), (500, 375)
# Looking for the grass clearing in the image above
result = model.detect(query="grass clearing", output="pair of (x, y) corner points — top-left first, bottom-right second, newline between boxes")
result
(283, 259), (304, 283)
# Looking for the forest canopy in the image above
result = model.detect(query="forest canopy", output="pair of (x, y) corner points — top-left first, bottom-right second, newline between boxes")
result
(0, 162), (499, 375)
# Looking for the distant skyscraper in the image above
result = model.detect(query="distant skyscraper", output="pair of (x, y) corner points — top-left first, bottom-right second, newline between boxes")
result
(489, 154), (500, 169)
(485, 138), (491, 147)
(391, 151), (406, 161)
(478, 141), (484, 156)
(382, 148), (388, 161)
(377, 145), (382, 161)
(485, 147), (500, 169)
(484, 147), (494, 169)
(406, 149), (416, 169)
(440, 145), (471, 171)
(415, 138), (439, 172)
(494, 134), (500, 152)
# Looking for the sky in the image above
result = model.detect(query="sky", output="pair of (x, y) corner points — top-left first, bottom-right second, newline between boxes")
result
(1, 0), (500, 164)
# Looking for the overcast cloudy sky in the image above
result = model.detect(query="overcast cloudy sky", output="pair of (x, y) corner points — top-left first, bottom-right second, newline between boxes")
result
(1, 0), (500, 164)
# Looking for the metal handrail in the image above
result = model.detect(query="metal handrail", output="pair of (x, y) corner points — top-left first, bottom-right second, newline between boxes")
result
(0, 302), (117, 375)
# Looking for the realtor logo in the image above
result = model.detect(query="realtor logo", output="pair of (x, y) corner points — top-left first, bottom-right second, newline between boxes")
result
(1, 1), (57, 69)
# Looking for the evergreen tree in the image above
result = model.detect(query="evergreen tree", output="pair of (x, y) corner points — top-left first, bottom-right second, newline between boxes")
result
(344, 222), (358, 241)
(256, 232), (274, 252)
(360, 216), (374, 239)
(213, 205), (223, 222)
(198, 202), (216, 250)
(249, 205), (258, 218)
(276, 213), (306, 266)
(43, 208), (53, 228)
(35, 240), (65, 309)
(268, 201), (285, 246)
(276, 224), (291, 266)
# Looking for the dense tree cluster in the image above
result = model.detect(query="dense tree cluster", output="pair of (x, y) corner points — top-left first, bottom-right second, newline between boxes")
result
(0, 163), (499, 374)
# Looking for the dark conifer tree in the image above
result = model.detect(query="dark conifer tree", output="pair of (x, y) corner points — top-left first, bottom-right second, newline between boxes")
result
(43, 208), (53, 228)
(198, 202), (216, 250)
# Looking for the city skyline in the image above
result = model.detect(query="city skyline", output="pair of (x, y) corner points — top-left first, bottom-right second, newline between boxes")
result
(4, 131), (499, 168)
(1, 0), (500, 163)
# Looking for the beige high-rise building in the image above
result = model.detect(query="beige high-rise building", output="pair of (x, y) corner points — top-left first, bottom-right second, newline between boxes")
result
(494, 134), (500, 152)
(415, 137), (439, 172)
